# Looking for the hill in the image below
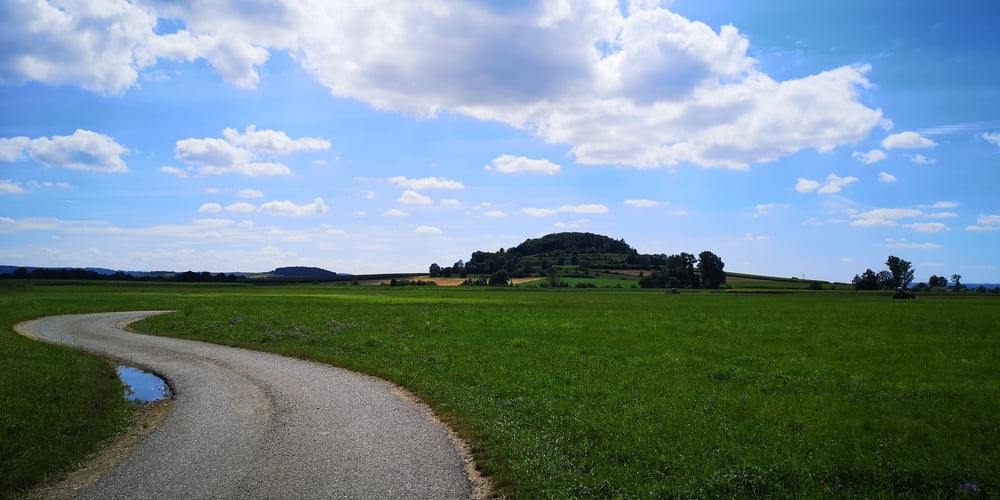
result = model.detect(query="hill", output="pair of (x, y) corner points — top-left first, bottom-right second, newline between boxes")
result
(268, 266), (337, 278)
(433, 232), (668, 279)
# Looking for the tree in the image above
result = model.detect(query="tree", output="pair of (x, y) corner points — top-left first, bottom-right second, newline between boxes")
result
(885, 255), (915, 290)
(664, 253), (698, 288)
(951, 274), (963, 292)
(697, 251), (726, 289)
(928, 274), (948, 288)
(489, 269), (510, 286)
(853, 269), (880, 290)
(429, 263), (441, 277)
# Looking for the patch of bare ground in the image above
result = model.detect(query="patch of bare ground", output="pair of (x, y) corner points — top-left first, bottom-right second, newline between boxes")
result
(24, 399), (173, 500)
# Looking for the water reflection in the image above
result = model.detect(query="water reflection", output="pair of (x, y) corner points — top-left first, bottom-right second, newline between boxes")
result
(117, 366), (171, 402)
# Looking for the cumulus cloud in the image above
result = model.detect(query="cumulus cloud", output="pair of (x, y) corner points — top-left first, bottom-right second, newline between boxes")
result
(174, 126), (327, 176)
(795, 178), (822, 194)
(485, 155), (561, 175)
(881, 131), (936, 150)
(876, 238), (942, 249)
(902, 222), (950, 233)
(484, 210), (507, 217)
(797, 174), (857, 194)
(624, 199), (663, 208)
(198, 203), (222, 213)
(2, 1), (884, 170)
(387, 176), (464, 190)
(852, 149), (887, 164)
(878, 171), (897, 183)
(746, 203), (789, 217)
(0, 130), (128, 172)
(223, 125), (330, 154)
(259, 197), (329, 216)
(225, 202), (258, 214)
(982, 132), (1000, 147)
(848, 208), (922, 227)
(239, 189), (265, 198)
(0, 180), (26, 195)
(908, 154), (935, 164)
(397, 190), (433, 205)
(383, 209), (409, 217)
(523, 204), (609, 216)
(966, 214), (1000, 231)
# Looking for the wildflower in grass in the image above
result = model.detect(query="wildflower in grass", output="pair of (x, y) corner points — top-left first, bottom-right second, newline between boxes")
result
(958, 482), (980, 494)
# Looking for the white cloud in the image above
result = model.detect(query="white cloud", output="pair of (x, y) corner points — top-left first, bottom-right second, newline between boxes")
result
(522, 208), (559, 217)
(795, 178), (822, 193)
(259, 198), (329, 216)
(239, 189), (265, 198)
(852, 149), (887, 164)
(624, 199), (663, 208)
(0, 180), (25, 195)
(485, 155), (561, 175)
(0, 137), (30, 161)
(877, 171), (897, 183)
(387, 176), (464, 190)
(876, 239), (942, 249)
(383, 209), (409, 217)
(414, 225), (442, 235)
(222, 125), (330, 154)
(881, 131), (937, 150)
(908, 154), (936, 164)
(798, 174), (857, 194)
(523, 204), (609, 216)
(2, 2), (883, 170)
(0, 130), (129, 173)
(902, 222), (950, 233)
(742, 234), (770, 241)
(967, 225), (1000, 232)
(174, 127), (326, 176)
(977, 215), (1000, 225)
(982, 132), (1000, 146)
(818, 174), (858, 194)
(484, 210), (507, 217)
(397, 190), (433, 205)
(198, 203), (222, 213)
(160, 166), (189, 178)
(849, 208), (922, 227)
(925, 212), (957, 219)
(224, 202), (258, 214)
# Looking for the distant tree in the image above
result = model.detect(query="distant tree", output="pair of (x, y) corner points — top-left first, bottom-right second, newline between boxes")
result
(697, 251), (726, 289)
(876, 270), (893, 290)
(12, 267), (29, 279)
(885, 255), (915, 289)
(951, 274), (963, 291)
(429, 263), (441, 278)
(852, 269), (881, 290)
(664, 253), (699, 288)
(489, 269), (510, 286)
(928, 274), (948, 289)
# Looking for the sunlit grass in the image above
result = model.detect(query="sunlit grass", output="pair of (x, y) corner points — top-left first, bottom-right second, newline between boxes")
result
(2, 282), (997, 498)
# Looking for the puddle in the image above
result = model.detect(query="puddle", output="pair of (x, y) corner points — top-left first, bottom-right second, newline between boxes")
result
(117, 366), (171, 402)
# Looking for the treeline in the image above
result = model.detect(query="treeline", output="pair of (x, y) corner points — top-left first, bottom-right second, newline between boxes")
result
(1, 267), (244, 283)
(637, 251), (726, 289)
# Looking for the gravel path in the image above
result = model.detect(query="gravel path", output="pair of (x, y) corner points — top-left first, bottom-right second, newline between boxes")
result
(19, 311), (476, 499)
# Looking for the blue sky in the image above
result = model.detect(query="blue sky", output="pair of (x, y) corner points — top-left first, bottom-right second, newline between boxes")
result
(1, 0), (998, 282)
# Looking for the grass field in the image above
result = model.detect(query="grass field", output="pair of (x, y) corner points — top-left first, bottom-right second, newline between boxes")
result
(2, 282), (998, 498)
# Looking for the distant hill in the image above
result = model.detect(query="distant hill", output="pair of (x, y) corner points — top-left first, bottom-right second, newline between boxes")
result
(447, 232), (668, 278)
(268, 266), (337, 278)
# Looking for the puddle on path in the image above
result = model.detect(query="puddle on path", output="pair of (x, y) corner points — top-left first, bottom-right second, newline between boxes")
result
(117, 366), (171, 402)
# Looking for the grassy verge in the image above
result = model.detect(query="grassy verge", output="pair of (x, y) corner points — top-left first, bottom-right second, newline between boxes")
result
(3, 282), (998, 498)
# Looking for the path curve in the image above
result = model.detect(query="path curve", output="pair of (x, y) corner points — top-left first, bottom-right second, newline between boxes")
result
(18, 311), (476, 499)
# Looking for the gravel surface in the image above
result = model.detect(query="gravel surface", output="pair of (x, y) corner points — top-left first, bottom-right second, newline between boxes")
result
(20, 311), (475, 499)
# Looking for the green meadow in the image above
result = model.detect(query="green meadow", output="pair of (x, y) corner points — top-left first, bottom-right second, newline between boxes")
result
(2, 282), (998, 498)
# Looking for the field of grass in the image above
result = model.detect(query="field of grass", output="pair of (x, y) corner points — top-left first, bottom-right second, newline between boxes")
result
(3, 282), (998, 498)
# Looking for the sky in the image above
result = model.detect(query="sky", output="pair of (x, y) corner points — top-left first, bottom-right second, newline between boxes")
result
(1, 0), (998, 282)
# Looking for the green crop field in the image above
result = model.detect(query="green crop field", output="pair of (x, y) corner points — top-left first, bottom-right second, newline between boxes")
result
(2, 282), (998, 498)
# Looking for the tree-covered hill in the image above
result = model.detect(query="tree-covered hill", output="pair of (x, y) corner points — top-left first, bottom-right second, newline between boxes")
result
(431, 232), (670, 279)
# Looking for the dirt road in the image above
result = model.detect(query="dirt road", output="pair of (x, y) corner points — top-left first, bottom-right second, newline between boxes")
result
(19, 311), (476, 499)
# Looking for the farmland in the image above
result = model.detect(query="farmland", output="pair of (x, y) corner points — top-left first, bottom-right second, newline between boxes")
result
(2, 281), (998, 498)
